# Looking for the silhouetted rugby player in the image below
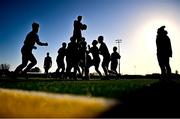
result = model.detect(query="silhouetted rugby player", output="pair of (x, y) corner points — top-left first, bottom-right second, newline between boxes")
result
(44, 52), (52, 75)
(88, 40), (102, 78)
(79, 38), (87, 76)
(110, 46), (120, 74)
(56, 42), (66, 77)
(73, 16), (87, 44)
(66, 36), (80, 79)
(156, 26), (172, 79)
(98, 36), (110, 78)
(15, 22), (48, 74)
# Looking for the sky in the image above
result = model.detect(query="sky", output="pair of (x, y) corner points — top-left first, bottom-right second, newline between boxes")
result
(0, 0), (180, 75)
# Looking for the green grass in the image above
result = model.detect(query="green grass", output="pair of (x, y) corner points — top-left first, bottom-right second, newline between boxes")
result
(0, 79), (158, 99)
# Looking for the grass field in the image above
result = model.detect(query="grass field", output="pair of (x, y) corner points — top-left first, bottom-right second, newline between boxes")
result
(1, 78), (180, 117)
(0, 78), (158, 117)
(0, 78), (158, 99)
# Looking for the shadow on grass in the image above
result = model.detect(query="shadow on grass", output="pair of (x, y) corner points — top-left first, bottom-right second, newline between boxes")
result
(98, 80), (180, 118)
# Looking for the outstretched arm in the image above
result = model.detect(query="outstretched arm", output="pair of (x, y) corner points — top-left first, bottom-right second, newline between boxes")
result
(35, 35), (48, 46)
(36, 39), (48, 46)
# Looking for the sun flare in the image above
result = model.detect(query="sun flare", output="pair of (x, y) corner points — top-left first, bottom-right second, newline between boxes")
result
(132, 16), (180, 74)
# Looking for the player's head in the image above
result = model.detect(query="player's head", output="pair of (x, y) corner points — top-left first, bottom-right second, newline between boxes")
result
(62, 42), (66, 48)
(77, 16), (82, 21)
(157, 25), (165, 34)
(113, 46), (117, 52)
(70, 36), (76, 42)
(92, 40), (98, 46)
(98, 36), (104, 43)
(32, 22), (39, 33)
(47, 52), (49, 56)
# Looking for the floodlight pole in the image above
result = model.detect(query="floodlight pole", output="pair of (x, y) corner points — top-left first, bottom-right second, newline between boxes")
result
(115, 39), (122, 75)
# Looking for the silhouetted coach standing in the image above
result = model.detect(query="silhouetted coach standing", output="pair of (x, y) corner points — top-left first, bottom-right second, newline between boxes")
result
(156, 26), (172, 79)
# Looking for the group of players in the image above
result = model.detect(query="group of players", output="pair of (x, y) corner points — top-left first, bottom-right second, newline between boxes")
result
(14, 16), (120, 80)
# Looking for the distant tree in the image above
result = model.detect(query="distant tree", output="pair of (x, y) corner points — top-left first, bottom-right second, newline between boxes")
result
(29, 67), (41, 73)
(0, 64), (10, 71)
(0, 63), (10, 77)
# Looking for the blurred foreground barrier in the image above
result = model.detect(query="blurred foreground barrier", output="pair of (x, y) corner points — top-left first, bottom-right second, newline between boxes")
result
(0, 88), (117, 118)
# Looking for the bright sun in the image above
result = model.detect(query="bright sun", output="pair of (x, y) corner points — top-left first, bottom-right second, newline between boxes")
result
(127, 16), (180, 74)
(139, 18), (179, 54)
(136, 17), (180, 73)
